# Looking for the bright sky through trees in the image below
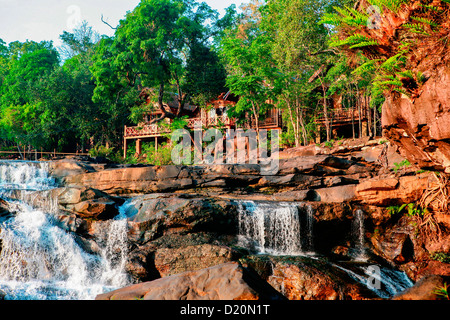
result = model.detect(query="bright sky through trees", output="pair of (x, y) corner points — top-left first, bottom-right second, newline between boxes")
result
(0, 0), (243, 46)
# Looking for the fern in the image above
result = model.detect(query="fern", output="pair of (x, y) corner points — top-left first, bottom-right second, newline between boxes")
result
(398, 70), (415, 79)
(352, 59), (381, 76)
(332, 6), (370, 27)
(420, 4), (444, 13)
(349, 40), (379, 49)
(403, 23), (430, 35)
(330, 33), (379, 48)
(380, 53), (406, 73)
(411, 16), (439, 28)
(367, 0), (407, 12)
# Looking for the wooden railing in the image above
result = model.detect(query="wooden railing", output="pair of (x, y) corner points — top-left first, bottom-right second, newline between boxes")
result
(125, 124), (171, 138)
(316, 108), (363, 123)
(124, 113), (283, 139)
(125, 116), (237, 138)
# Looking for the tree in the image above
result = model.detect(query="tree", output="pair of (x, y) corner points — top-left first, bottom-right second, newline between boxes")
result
(59, 20), (100, 60)
(0, 41), (59, 152)
(220, 1), (280, 134)
(0, 41), (59, 107)
(182, 43), (227, 107)
(91, 0), (226, 128)
(260, 0), (337, 145)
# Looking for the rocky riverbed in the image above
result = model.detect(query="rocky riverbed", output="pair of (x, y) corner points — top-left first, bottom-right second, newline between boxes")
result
(1, 138), (449, 300)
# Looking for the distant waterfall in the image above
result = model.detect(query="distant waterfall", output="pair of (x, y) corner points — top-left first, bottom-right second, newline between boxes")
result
(304, 205), (315, 254)
(237, 201), (314, 256)
(0, 161), (131, 300)
(352, 209), (368, 261)
(0, 161), (56, 193)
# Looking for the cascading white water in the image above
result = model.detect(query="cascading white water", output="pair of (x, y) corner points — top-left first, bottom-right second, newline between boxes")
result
(237, 200), (414, 298)
(0, 161), (56, 193)
(352, 209), (368, 261)
(332, 263), (414, 299)
(304, 205), (315, 254)
(238, 201), (307, 255)
(0, 161), (131, 300)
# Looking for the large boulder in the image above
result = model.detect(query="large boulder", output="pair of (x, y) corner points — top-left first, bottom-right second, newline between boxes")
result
(73, 199), (118, 220)
(392, 275), (446, 300)
(356, 173), (431, 206)
(124, 194), (238, 244)
(240, 255), (377, 300)
(95, 262), (285, 300)
(154, 244), (242, 277)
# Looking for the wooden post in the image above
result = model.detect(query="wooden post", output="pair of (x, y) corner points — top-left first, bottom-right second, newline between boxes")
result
(155, 136), (158, 153)
(123, 138), (128, 159)
(136, 139), (142, 156)
(315, 125), (322, 144)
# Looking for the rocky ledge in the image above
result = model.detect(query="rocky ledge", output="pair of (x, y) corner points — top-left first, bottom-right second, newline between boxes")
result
(3, 138), (449, 300)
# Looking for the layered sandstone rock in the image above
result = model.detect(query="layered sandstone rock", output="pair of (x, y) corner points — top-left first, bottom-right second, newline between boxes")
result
(240, 255), (376, 300)
(96, 262), (285, 300)
(383, 65), (450, 171)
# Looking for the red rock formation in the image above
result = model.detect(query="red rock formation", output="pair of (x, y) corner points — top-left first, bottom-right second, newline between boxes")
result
(337, 0), (450, 171)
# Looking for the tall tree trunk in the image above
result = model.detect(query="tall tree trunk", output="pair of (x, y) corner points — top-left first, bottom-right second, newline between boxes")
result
(251, 101), (260, 134)
(357, 86), (362, 138)
(286, 99), (300, 147)
(299, 107), (308, 146)
(373, 98), (377, 137)
(366, 94), (372, 138)
(319, 77), (331, 142)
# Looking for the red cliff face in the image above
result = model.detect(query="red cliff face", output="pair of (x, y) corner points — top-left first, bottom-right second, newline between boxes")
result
(346, 0), (450, 171)
(382, 64), (450, 171)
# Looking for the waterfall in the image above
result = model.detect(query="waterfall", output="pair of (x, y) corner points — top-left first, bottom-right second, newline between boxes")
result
(0, 161), (56, 193)
(352, 209), (368, 261)
(332, 263), (414, 299)
(304, 205), (315, 254)
(0, 161), (131, 300)
(238, 201), (314, 256)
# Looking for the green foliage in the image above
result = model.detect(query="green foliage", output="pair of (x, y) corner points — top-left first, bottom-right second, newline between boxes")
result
(387, 203), (429, 217)
(433, 283), (449, 300)
(430, 252), (450, 264)
(410, 16), (439, 28)
(324, 140), (335, 148)
(393, 159), (411, 173)
(123, 141), (174, 166)
(143, 142), (174, 166)
(88, 144), (114, 158)
(330, 33), (379, 48)
(366, 0), (407, 13)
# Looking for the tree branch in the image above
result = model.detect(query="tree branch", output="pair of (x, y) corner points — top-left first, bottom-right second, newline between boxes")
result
(101, 14), (117, 30)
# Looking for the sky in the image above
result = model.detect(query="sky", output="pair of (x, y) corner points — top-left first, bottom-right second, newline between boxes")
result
(0, 0), (244, 47)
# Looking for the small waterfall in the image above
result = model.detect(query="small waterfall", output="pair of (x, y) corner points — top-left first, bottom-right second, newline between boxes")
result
(304, 205), (315, 254)
(0, 161), (56, 193)
(0, 161), (131, 300)
(352, 209), (368, 261)
(238, 201), (312, 255)
(333, 263), (414, 299)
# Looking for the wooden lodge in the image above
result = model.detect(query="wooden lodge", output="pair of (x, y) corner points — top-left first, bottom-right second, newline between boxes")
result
(123, 92), (283, 158)
(314, 93), (377, 143)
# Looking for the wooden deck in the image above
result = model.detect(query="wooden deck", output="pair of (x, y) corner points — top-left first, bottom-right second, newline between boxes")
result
(124, 114), (282, 139)
(124, 117), (236, 139)
(315, 108), (367, 126)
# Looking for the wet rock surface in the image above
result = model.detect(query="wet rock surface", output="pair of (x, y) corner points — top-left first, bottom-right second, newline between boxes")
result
(26, 140), (449, 300)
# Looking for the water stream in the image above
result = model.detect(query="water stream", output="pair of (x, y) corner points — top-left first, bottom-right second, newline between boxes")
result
(0, 161), (131, 300)
(237, 200), (414, 298)
(0, 161), (414, 300)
